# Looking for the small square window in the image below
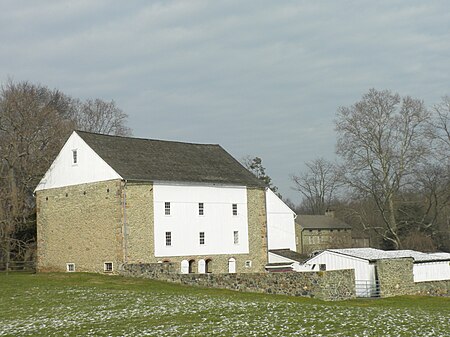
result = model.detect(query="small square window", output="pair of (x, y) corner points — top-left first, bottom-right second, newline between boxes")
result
(233, 231), (239, 244)
(319, 264), (326, 271)
(66, 263), (75, 272)
(199, 202), (204, 216)
(165, 232), (172, 246)
(245, 260), (252, 268)
(104, 262), (113, 272)
(165, 202), (170, 215)
(199, 232), (205, 245)
(232, 203), (238, 216)
(72, 150), (78, 164)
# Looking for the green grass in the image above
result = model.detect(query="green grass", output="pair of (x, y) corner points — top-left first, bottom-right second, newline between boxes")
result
(0, 273), (449, 336)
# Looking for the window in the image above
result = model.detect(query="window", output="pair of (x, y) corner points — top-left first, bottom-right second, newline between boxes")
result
(66, 263), (75, 272)
(72, 150), (78, 164)
(165, 232), (172, 246)
(233, 231), (239, 244)
(232, 203), (238, 216)
(245, 260), (252, 268)
(104, 262), (113, 272)
(198, 202), (204, 216)
(199, 232), (205, 245)
(165, 202), (170, 215)
(319, 264), (326, 271)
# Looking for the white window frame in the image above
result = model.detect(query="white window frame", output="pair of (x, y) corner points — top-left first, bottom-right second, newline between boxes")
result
(66, 263), (75, 272)
(164, 202), (171, 216)
(198, 202), (204, 216)
(245, 260), (252, 268)
(165, 231), (172, 246)
(199, 232), (205, 245)
(232, 203), (238, 216)
(233, 230), (239, 244)
(104, 262), (113, 273)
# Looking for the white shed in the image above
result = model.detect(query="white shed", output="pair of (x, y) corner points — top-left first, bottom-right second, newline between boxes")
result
(304, 248), (378, 297)
(410, 252), (450, 282)
(303, 248), (450, 297)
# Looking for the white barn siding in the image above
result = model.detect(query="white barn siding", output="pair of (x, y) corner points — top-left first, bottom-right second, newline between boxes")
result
(35, 132), (121, 191)
(153, 183), (249, 257)
(414, 262), (450, 282)
(306, 251), (375, 282)
(306, 251), (376, 297)
(266, 189), (296, 251)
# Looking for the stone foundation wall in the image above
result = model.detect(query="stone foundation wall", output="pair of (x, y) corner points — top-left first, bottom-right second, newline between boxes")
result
(120, 263), (356, 301)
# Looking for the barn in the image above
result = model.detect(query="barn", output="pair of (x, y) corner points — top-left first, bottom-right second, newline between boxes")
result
(304, 248), (450, 297)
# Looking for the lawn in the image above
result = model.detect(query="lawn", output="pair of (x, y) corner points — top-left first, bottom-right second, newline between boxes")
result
(0, 273), (449, 336)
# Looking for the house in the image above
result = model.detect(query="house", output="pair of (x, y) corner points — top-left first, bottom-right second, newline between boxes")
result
(303, 248), (450, 297)
(35, 131), (296, 274)
(295, 210), (352, 254)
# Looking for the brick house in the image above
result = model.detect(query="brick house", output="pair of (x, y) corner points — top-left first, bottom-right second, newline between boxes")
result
(295, 211), (353, 255)
(35, 131), (296, 274)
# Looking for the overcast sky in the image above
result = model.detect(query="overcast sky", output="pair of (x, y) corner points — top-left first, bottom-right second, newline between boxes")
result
(1, 1), (449, 203)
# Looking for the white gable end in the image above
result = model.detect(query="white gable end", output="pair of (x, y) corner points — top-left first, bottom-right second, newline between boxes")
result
(266, 189), (296, 251)
(35, 131), (122, 191)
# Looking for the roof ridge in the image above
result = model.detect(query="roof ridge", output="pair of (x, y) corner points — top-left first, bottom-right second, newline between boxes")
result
(75, 130), (221, 147)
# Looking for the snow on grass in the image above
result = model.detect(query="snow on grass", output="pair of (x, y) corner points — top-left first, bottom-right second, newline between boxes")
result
(0, 275), (449, 337)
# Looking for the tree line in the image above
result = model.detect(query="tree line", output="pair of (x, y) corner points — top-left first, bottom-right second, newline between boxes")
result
(248, 89), (450, 252)
(1, 81), (448, 265)
(0, 80), (131, 265)
(293, 89), (449, 252)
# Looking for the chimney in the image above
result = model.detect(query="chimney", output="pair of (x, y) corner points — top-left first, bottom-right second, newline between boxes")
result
(325, 209), (335, 218)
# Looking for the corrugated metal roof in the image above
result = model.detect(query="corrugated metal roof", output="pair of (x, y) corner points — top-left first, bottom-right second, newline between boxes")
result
(76, 131), (265, 187)
(296, 215), (352, 229)
(327, 248), (450, 263)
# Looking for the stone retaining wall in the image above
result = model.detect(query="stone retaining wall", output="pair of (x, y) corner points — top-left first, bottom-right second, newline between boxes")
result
(414, 280), (450, 296)
(120, 263), (356, 301)
(376, 258), (450, 297)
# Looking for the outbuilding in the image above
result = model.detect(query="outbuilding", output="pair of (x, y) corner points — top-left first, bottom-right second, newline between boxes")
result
(304, 248), (450, 297)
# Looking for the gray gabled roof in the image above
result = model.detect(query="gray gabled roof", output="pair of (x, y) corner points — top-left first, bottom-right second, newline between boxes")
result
(269, 249), (307, 263)
(296, 215), (352, 230)
(76, 131), (265, 187)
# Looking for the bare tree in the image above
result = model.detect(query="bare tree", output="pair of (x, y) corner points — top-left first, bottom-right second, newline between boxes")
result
(335, 89), (430, 249)
(73, 98), (131, 136)
(431, 95), (450, 152)
(291, 158), (340, 215)
(0, 80), (134, 265)
(0, 80), (74, 264)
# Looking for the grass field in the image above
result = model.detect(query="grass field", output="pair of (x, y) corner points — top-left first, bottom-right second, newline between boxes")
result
(0, 273), (449, 336)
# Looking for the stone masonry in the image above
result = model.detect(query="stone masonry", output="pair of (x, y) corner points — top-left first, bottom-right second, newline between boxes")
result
(299, 229), (352, 255)
(124, 182), (155, 264)
(120, 263), (356, 301)
(36, 179), (124, 273)
(376, 258), (415, 297)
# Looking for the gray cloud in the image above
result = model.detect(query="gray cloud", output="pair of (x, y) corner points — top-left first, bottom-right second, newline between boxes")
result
(1, 0), (449, 203)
